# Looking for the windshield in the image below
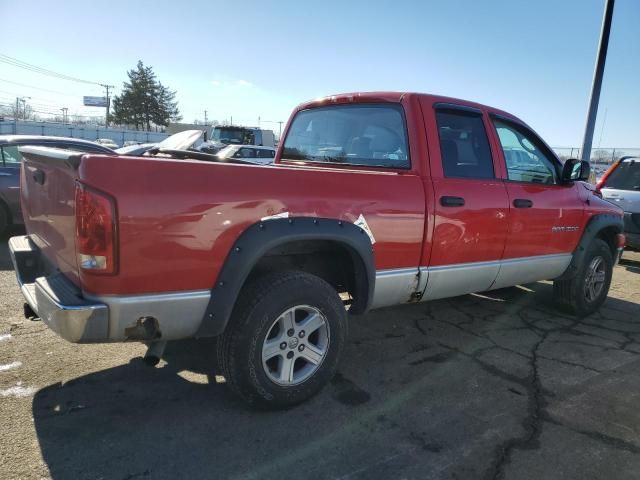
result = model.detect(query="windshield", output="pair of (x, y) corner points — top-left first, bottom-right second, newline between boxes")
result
(604, 158), (640, 190)
(210, 127), (248, 144)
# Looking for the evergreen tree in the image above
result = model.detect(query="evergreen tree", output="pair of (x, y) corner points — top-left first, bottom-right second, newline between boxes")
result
(111, 61), (181, 130)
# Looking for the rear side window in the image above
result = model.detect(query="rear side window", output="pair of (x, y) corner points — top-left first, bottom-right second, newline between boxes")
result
(258, 149), (275, 158)
(282, 104), (410, 169)
(59, 142), (109, 154)
(234, 148), (257, 159)
(435, 111), (494, 179)
(604, 159), (640, 191)
(1, 146), (22, 166)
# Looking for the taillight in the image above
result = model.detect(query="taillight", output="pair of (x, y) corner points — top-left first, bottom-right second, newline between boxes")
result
(75, 182), (117, 274)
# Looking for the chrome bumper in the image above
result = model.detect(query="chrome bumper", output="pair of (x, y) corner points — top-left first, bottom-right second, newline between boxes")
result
(9, 235), (212, 343)
(9, 235), (108, 343)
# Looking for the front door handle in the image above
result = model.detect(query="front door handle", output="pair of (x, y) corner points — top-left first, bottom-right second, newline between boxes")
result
(513, 198), (533, 208)
(440, 196), (465, 207)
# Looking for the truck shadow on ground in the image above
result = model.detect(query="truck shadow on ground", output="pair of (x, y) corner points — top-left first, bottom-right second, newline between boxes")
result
(31, 281), (640, 480)
(620, 254), (640, 274)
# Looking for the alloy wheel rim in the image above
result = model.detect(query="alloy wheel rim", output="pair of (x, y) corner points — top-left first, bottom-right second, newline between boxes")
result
(584, 255), (606, 303)
(261, 305), (330, 386)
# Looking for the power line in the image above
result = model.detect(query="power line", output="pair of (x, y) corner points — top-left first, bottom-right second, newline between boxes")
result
(0, 77), (91, 98)
(0, 54), (115, 127)
(0, 53), (108, 87)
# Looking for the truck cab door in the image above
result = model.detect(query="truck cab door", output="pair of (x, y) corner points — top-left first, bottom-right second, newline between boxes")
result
(487, 116), (582, 288)
(419, 102), (510, 300)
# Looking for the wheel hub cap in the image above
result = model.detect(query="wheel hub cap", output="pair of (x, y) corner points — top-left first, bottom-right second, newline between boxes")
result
(584, 255), (606, 303)
(261, 305), (330, 386)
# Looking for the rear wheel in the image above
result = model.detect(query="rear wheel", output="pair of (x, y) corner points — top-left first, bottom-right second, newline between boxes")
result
(553, 238), (613, 316)
(216, 270), (347, 409)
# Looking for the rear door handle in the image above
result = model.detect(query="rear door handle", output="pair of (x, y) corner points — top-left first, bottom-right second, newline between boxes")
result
(513, 198), (533, 208)
(440, 196), (465, 207)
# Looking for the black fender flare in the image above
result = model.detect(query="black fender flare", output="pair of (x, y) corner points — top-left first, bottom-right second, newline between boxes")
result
(196, 217), (375, 337)
(556, 213), (624, 280)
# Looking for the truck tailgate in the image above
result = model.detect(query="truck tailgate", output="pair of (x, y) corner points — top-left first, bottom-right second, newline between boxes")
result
(19, 146), (83, 286)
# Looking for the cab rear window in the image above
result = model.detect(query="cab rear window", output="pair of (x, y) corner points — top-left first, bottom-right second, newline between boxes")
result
(603, 159), (640, 191)
(282, 104), (410, 169)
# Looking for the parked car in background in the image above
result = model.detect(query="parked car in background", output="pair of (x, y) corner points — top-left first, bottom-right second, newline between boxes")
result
(115, 143), (157, 156)
(95, 138), (119, 149)
(597, 156), (640, 250)
(215, 145), (276, 164)
(10, 92), (625, 409)
(200, 126), (275, 154)
(0, 135), (115, 233)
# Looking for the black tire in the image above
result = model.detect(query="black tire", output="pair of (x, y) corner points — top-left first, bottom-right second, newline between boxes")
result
(553, 238), (613, 316)
(216, 270), (347, 409)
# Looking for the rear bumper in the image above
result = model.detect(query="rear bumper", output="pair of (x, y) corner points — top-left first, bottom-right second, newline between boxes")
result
(10, 235), (108, 342)
(9, 235), (212, 343)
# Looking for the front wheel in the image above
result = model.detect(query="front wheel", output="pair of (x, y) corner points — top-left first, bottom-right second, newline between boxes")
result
(216, 271), (347, 409)
(553, 238), (613, 316)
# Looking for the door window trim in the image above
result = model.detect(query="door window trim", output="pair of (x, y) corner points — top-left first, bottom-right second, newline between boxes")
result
(434, 102), (483, 116)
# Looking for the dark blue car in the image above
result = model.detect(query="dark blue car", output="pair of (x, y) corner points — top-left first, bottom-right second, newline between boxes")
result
(0, 135), (115, 233)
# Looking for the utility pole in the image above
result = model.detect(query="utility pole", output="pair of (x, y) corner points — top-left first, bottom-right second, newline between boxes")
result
(102, 84), (113, 128)
(581, 0), (615, 163)
(14, 97), (19, 133)
(17, 96), (30, 121)
(61, 107), (68, 123)
(204, 110), (208, 125)
(278, 121), (283, 139)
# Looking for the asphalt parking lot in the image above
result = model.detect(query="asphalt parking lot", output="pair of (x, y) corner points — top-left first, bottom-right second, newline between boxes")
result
(1, 231), (640, 480)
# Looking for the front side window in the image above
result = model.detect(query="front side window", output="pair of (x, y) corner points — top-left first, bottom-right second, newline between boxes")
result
(493, 120), (558, 184)
(1, 146), (22, 167)
(435, 110), (494, 179)
(282, 104), (410, 169)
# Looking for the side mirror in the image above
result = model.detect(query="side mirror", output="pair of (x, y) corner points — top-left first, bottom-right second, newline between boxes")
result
(561, 158), (590, 183)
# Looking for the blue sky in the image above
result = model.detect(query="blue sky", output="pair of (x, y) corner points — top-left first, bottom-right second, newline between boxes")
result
(0, 0), (638, 146)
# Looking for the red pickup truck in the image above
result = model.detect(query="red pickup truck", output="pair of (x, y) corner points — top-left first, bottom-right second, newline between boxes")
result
(10, 92), (625, 408)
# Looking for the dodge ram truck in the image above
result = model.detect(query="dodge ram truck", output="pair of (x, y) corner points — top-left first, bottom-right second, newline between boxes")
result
(10, 92), (625, 408)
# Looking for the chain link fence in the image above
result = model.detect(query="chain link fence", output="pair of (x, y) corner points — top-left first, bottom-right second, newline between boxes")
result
(0, 120), (168, 146)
